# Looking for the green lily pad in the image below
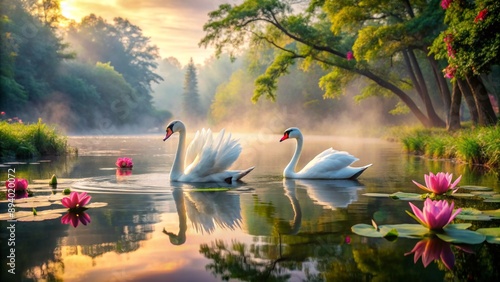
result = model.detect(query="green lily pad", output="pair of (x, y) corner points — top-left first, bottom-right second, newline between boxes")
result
(484, 198), (500, 203)
(351, 222), (481, 244)
(436, 227), (486, 244)
(456, 208), (492, 221)
(389, 192), (423, 200)
(452, 193), (476, 198)
(482, 209), (500, 219)
(476, 227), (500, 244)
(460, 185), (493, 191)
(351, 224), (384, 238)
(362, 193), (392, 198)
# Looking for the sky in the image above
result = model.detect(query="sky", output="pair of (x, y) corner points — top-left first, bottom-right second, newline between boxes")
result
(59, 0), (239, 66)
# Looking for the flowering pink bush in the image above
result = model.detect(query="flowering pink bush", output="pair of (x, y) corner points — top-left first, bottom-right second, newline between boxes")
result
(408, 198), (461, 230)
(474, 9), (488, 22)
(346, 51), (354, 61)
(116, 157), (134, 168)
(441, 0), (453, 9)
(443, 65), (457, 79)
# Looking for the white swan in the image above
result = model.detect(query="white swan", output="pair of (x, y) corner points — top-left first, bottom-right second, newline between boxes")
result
(280, 127), (372, 179)
(163, 120), (254, 183)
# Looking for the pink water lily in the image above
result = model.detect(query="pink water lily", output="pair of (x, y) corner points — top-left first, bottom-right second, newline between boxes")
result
(412, 172), (462, 195)
(408, 198), (461, 230)
(5, 178), (28, 192)
(61, 211), (91, 228)
(61, 192), (91, 209)
(116, 157), (133, 168)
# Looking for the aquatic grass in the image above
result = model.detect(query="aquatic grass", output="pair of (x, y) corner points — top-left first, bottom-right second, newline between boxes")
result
(389, 125), (500, 169)
(0, 119), (71, 160)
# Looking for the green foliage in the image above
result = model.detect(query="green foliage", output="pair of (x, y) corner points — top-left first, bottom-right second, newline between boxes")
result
(390, 125), (500, 169)
(0, 119), (69, 161)
(431, 0), (500, 76)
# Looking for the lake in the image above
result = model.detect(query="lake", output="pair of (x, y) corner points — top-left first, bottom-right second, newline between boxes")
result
(1, 133), (499, 281)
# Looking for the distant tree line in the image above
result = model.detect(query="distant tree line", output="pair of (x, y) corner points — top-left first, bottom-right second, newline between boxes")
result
(0, 0), (170, 133)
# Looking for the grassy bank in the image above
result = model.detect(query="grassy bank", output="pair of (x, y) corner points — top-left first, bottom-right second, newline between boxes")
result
(387, 125), (500, 169)
(0, 119), (74, 161)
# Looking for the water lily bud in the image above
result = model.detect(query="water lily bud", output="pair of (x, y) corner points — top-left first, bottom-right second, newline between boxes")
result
(49, 174), (58, 186)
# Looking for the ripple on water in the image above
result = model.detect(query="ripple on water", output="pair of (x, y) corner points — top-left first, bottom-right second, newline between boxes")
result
(70, 172), (248, 194)
(71, 173), (172, 195)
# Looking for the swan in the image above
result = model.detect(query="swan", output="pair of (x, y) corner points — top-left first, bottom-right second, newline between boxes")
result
(163, 120), (254, 183)
(280, 127), (371, 179)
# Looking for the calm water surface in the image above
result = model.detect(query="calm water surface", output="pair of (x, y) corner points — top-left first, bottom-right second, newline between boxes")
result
(1, 133), (499, 282)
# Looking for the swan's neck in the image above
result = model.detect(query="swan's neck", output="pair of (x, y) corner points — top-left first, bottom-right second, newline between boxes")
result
(284, 136), (303, 177)
(170, 130), (186, 180)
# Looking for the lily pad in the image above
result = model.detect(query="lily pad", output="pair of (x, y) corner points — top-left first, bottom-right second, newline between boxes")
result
(351, 222), (482, 244)
(456, 208), (493, 221)
(15, 201), (53, 208)
(451, 193), (476, 198)
(362, 193), (392, 198)
(484, 198), (500, 203)
(32, 178), (75, 184)
(16, 213), (63, 222)
(482, 209), (500, 219)
(436, 227), (486, 244)
(476, 227), (500, 244)
(389, 192), (423, 201)
(460, 185), (493, 191)
(85, 202), (108, 208)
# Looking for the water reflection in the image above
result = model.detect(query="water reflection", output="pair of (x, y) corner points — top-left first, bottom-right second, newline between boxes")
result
(282, 179), (302, 235)
(297, 179), (363, 210)
(164, 183), (243, 246)
(61, 211), (91, 228)
(405, 236), (475, 271)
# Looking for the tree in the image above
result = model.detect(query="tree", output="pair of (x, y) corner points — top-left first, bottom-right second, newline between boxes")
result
(65, 14), (163, 113)
(430, 0), (498, 129)
(0, 0), (72, 114)
(182, 58), (203, 122)
(199, 0), (496, 128)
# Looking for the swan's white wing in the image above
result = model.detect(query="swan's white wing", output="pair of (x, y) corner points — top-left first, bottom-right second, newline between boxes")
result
(184, 129), (242, 178)
(300, 148), (359, 174)
(185, 128), (211, 169)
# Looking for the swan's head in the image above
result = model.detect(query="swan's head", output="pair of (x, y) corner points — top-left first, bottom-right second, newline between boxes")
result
(280, 127), (301, 142)
(163, 120), (185, 141)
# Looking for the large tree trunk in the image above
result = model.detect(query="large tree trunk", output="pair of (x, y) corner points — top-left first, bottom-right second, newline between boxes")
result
(447, 81), (461, 131)
(456, 78), (479, 125)
(428, 56), (451, 122)
(404, 50), (446, 127)
(465, 74), (498, 126)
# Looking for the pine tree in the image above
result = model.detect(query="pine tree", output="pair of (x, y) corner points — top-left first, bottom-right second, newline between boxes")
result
(182, 58), (202, 122)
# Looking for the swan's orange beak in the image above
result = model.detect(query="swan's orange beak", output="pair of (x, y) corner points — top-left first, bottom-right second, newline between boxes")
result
(163, 128), (173, 141)
(280, 133), (289, 142)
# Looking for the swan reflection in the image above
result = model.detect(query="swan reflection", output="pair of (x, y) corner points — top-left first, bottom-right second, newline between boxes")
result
(282, 179), (302, 235)
(295, 179), (363, 210)
(164, 183), (242, 245)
